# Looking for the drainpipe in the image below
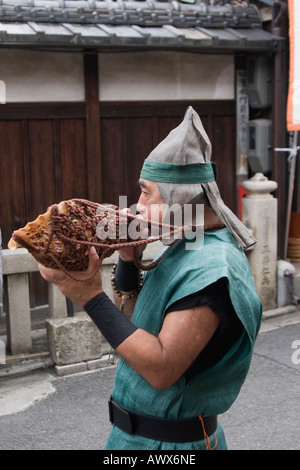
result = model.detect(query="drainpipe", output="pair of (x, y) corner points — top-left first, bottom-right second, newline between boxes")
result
(272, 0), (289, 259)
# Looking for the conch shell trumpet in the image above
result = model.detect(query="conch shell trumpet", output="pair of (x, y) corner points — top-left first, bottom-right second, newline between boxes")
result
(8, 198), (183, 277)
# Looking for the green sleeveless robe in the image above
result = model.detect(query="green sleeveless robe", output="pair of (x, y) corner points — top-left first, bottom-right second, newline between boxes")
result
(106, 229), (262, 450)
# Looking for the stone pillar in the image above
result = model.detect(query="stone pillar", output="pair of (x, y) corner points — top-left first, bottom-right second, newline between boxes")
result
(48, 283), (68, 319)
(242, 173), (278, 311)
(6, 273), (32, 354)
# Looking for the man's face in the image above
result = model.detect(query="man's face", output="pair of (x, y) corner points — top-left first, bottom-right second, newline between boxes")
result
(137, 179), (164, 224)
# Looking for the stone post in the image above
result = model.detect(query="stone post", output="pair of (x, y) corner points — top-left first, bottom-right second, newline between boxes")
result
(6, 273), (32, 353)
(242, 173), (278, 311)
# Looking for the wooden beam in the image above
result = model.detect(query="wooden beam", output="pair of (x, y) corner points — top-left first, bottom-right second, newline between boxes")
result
(100, 101), (235, 118)
(272, 0), (289, 259)
(84, 51), (102, 203)
(0, 102), (85, 120)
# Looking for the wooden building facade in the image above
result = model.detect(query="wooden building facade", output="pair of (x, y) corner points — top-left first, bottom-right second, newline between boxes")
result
(0, 1), (289, 314)
(0, 1), (283, 248)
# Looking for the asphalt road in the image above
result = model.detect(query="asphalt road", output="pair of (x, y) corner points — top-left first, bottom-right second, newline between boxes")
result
(0, 319), (299, 451)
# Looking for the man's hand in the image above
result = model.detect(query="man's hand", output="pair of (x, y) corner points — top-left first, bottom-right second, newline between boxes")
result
(39, 246), (103, 307)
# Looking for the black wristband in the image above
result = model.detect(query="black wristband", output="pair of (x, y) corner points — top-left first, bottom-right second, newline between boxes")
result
(84, 292), (138, 349)
(114, 256), (141, 292)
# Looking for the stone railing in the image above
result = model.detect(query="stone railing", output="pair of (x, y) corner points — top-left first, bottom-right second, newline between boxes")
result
(2, 248), (70, 355)
(1, 242), (162, 358)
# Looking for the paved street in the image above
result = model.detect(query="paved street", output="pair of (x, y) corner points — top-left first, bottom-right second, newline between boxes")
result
(0, 314), (299, 451)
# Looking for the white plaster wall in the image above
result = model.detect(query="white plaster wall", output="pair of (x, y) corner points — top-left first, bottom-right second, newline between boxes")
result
(98, 51), (234, 101)
(0, 49), (234, 103)
(0, 49), (85, 102)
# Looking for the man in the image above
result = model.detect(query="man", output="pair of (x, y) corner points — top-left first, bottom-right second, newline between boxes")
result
(39, 107), (262, 450)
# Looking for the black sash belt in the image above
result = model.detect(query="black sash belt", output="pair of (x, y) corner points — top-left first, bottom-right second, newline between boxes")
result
(108, 397), (217, 443)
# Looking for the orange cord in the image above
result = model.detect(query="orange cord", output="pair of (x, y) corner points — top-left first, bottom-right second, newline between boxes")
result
(198, 415), (218, 450)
